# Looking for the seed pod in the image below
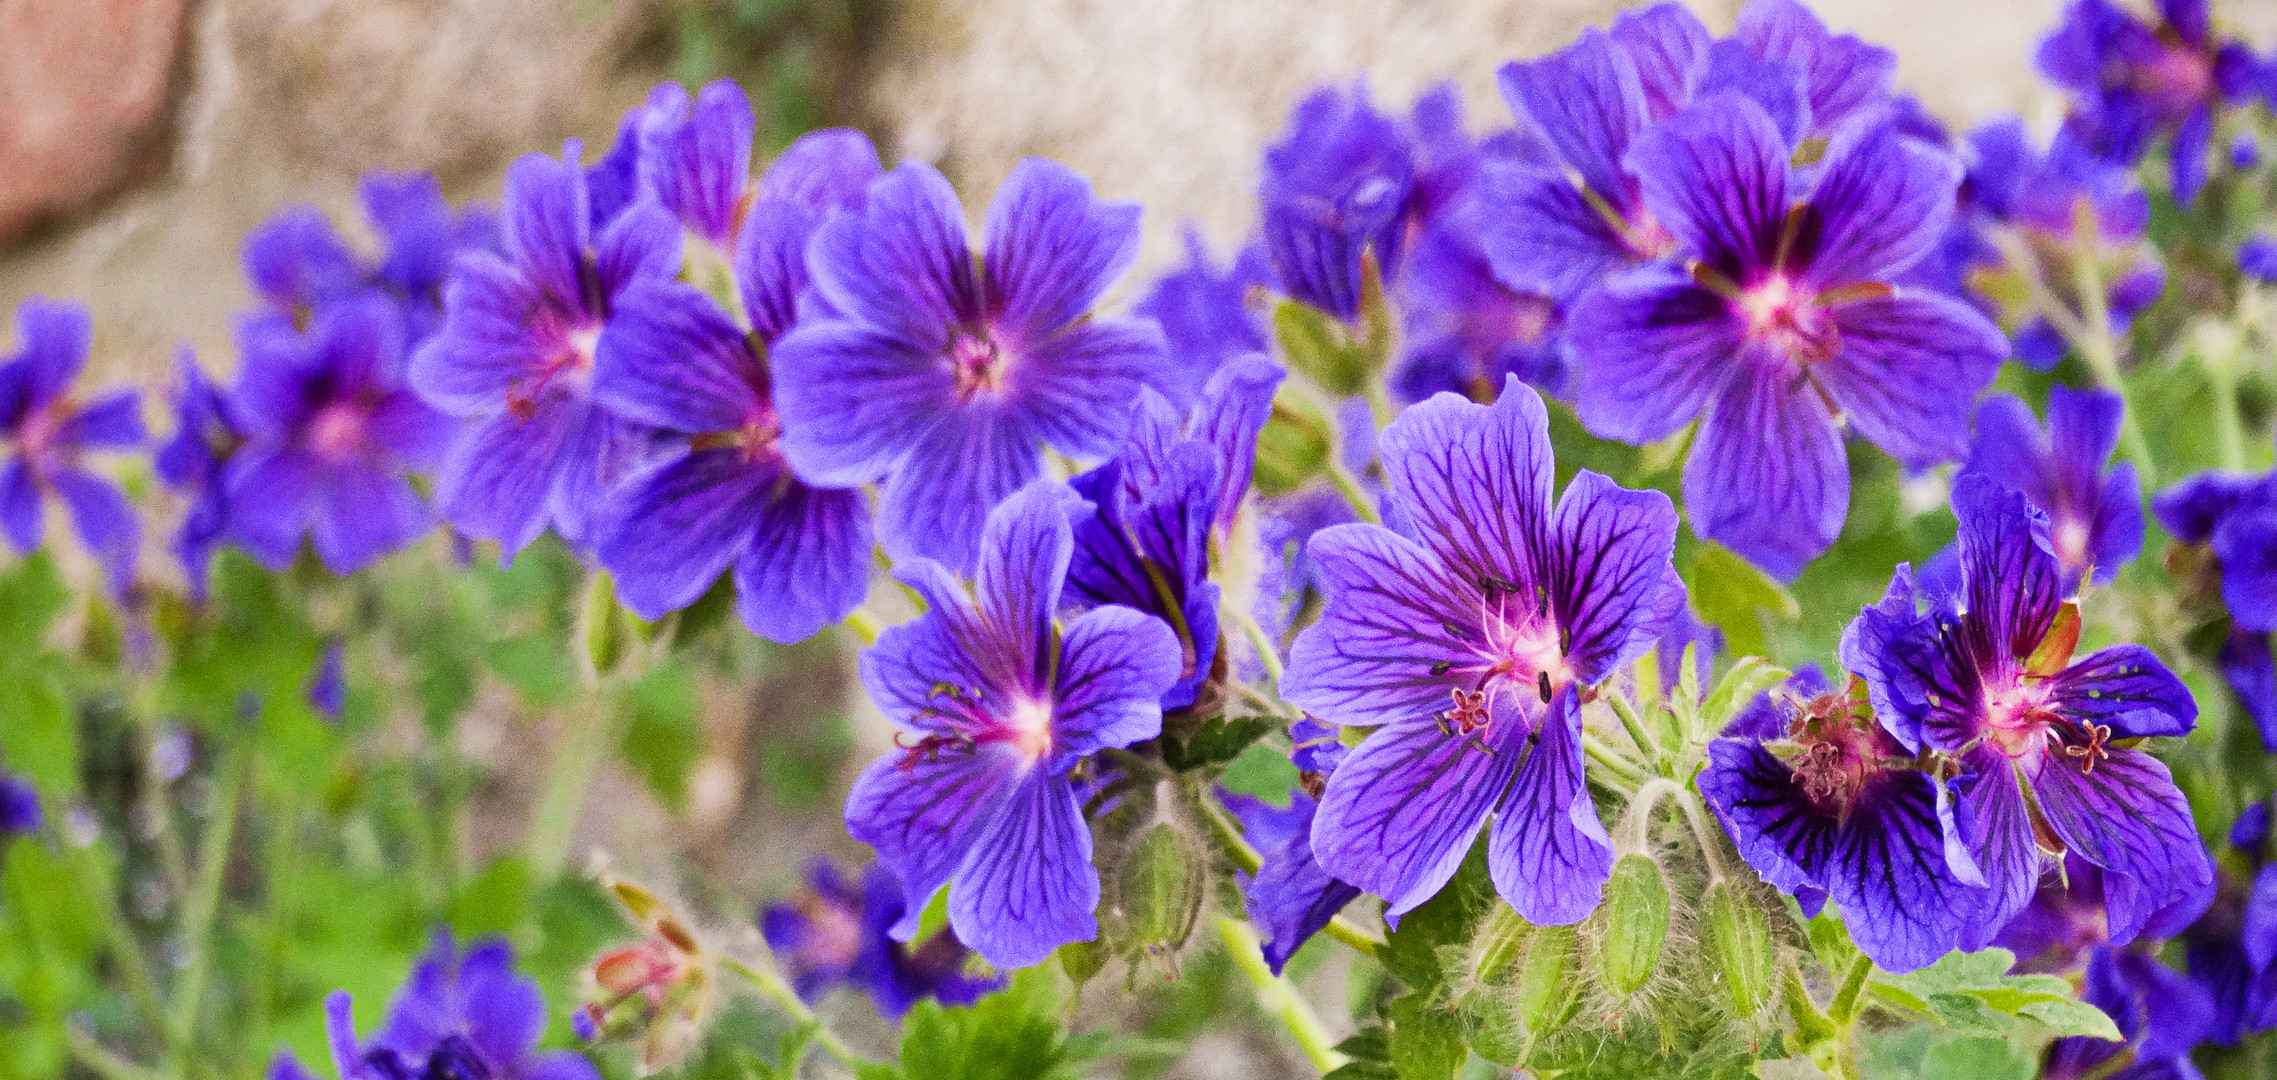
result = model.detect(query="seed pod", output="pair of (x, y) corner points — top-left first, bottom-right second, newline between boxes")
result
(1515, 924), (1579, 1036)
(1119, 822), (1202, 957)
(1702, 879), (1776, 1018)
(1593, 854), (1671, 998)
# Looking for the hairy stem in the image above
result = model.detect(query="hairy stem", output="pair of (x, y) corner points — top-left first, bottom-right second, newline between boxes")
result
(721, 953), (865, 1070)
(1223, 602), (1286, 684)
(1674, 789), (1731, 885)
(169, 732), (253, 1071)
(1216, 917), (1350, 1075)
(1323, 458), (1382, 525)
(1827, 950), (1877, 1027)
(1196, 787), (1383, 958)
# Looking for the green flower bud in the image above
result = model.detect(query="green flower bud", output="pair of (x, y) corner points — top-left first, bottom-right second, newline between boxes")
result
(1594, 854), (1671, 998)
(1250, 390), (1334, 497)
(1702, 880), (1776, 1019)
(1516, 924), (1579, 1037)
(1119, 822), (1202, 957)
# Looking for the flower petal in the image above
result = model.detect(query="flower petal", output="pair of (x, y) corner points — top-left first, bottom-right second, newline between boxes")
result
(56, 389), (147, 451)
(222, 447), (316, 571)
(1377, 378), (1553, 595)
(1473, 164), (1638, 305)
(732, 480), (873, 645)
(844, 747), (1019, 941)
(1682, 345), (1846, 580)
(1009, 317), (1162, 460)
(1281, 523), (1474, 730)
(1495, 28), (1647, 201)
(1823, 770), (1973, 973)
(1547, 469), (1683, 683)
(638, 78), (754, 245)
(1243, 795), (1365, 975)
(409, 254), (546, 416)
(1733, 0), (1896, 134)
(1954, 748), (2044, 951)
(948, 767), (1098, 969)
(982, 158), (1143, 342)
(1953, 476), (2066, 662)
(2215, 507), (2277, 634)
(310, 463), (431, 576)
(1820, 291), (2006, 469)
(1625, 93), (1790, 280)
(876, 405), (1043, 572)
(1487, 688), (1613, 925)
(1609, 2), (1712, 122)
(805, 162), (981, 348)
(771, 321), (954, 487)
(52, 468), (139, 595)
(2031, 746), (2214, 946)
(591, 281), (762, 433)
(1568, 263), (1741, 444)
(2046, 644), (2196, 739)
(1050, 604), (1179, 758)
(500, 152), (592, 312)
(2219, 630), (2277, 751)
(758, 128), (881, 211)
(1803, 123), (1962, 288)
(599, 449), (771, 619)
(1311, 713), (1518, 920)
(734, 198), (826, 343)
(593, 198), (684, 297)
(1699, 737), (1828, 899)
(456, 939), (546, 1067)
(435, 397), (576, 558)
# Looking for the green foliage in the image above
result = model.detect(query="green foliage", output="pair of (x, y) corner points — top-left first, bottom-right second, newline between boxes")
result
(1686, 541), (1801, 660)
(1159, 716), (1278, 772)
(871, 966), (1107, 1080)
(1870, 948), (2122, 1041)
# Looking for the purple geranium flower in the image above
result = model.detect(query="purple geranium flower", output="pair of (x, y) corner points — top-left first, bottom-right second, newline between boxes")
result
(411, 144), (682, 558)
(760, 857), (1001, 1019)
(1130, 229), (1274, 412)
(0, 297), (145, 596)
(1257, 81), (1417, 322)
(243, 174), (497, 349)
(2241, 233), (2277, 283)
(1729, 0), (1899, 139)
(1568, 97), (2006, 578)
(1281, 379), (1684, 925)
(2184, 811), (2277, 1044)
(593, 129), (881, 644)
(1222, 787), (1363, 975)
(0, 772), (38, 839)
(308, 638), (346, 721)
(315, 933), (598, 1080)
(1994, 853), (2211, 974)
(1856, 477), (2211, 950)
(2037, 0), (2264, 205)
(156, 350), (245, 600)
(636, 79), (756, 250)
(771, 158), (1163, 572)
(2153, 459), (2277, 747)
(1962, 386), (2144, 590)
(843, 482), (1181, 968)
(226, 297), (454, 576)
(1066, 358), (1282, 708)
(1699, 665), (1984, 972)
(2043, 946), (2218, 1080)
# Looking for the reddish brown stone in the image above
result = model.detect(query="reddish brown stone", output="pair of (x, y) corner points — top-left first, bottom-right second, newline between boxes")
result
(0, 0), (189, 243)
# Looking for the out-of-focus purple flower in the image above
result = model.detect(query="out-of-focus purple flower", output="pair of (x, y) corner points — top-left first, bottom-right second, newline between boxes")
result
(1567, 99), (2004, 579)
(1130, 230), (1274, 411)
(843, 483), (1181, 969)
(307, 639), (346, 721)
(1066, 359), (1283, 708)
(1994, 854), (2211, 974)
(1962, 386), (2143, 590)
(2234, 132), (2263, 170)
(155, 350), (245, 600)
(1282, 381), (1683, 925)
(227, 296), (453, 576)
(593, 129), (881, 645)
(1700, 666), (1984, 972)
(2183, 810), (2277, 1044)
(760, 858), (1001, 1019)
(1729, 0), (1899, 136)
(2037, 0), (2263, 205)
(243, 175), (498, 349)
(2241, 233), (2277, 283)
(2154, 459), (2277, 747)
(0, 772), (39, 839)
(1854, 477), (2210, 952)
(771, 159), (1163, 572)
(412, 145), (682, 558)
(2043, 946), (2219, 1080)
(0, 297), (145, 596)
(321, 932), (598, 1080)
(1258, 81), (1416, 322)
(1222, 787), (1362, 975)
(637, 80), (755, 249)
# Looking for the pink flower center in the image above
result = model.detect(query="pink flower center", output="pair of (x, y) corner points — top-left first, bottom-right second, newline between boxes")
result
(1737, 274), (1840, 365)
(307, 400), (371, 463)
(2131, 41), (2215, 114)
(1623, 208), (1680, 262)
(12, 401), (66, 470)
(1783, 694), (1884, 813)
(792, 896), (867, 970)
(2052, 516), (2091, 574)
(509, 319), (602, 420)
(1982, 676), (2060, 758)
(896, 685), (1057, 770)
(950, 330), (1010, 402)
(1436, 576), (1571, 742)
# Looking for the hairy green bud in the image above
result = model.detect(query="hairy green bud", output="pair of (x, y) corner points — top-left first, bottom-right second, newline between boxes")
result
(1702, 880), (1776, 1018)
(1594, 854), (1671, 998)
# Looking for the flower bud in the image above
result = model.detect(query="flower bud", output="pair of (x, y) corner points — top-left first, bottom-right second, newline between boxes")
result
(1702, 880), (1775, 1019)
(1593, 854), (1670, 998)
(1119, 822), (1203, 962)
(582, 874), (716, 1075)
(1515, 924), (1580, 1038)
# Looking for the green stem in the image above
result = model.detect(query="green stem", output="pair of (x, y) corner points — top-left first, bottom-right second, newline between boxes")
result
(1362, 380), (1397, 433)
(1827, 951), (1876, 1027)
(67, 841), (171, 1061)
(524, 700), (632, 879)
(1581, 735), (1645, 794)
(1197, 786), (1384, 958)
(2199, 322), (2250, 471)
(1216, 917), (1349, 1075)
(1674, 789), (1730, 885)
(1224, 603), (1286, 684)
(1780, 958), (1838, 1046)
(721, 954), (865, 1070)
(1603, 690), (1661, 767)
(67, 1027), (168, 1080)
(2071, 247), (2157, 483)
(1618, 777), (1680, 853)
(1323, 459), (1382, 525)
(842, 608), (884, 647)
(169, 733), (253, 1068)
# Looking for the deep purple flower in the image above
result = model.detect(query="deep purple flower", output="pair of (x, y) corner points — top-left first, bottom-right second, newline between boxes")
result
(227, 297), (453, 575)
(1258, 81), (1416, 322)
(2154, 460), (2277, 747)
(2042, 946), (2218, 1080)
(1962, 386), (2143, 590)
(2037, 0), (2263, 205)
(155, 350), (245, 599)
(843, 483), (1181, 968)
(1281, 380), (1684, 925)
(1699, 665), (1984, 972)
(2241, 233), (2277, 283)
(308, 638), (346, 721)
(319, 933), (597, 1080)
(1066, 359), (1282, 708)
(1567, 98), (2005, 578)
(592, 129), (880, 644)
(2183, 823), (2277, 1044)
(0, 772), (39, 839)
(771, 158), (1163, 572)
(243, 175), (497, 348)
(1729, 0), (1899, 138)
(1222, 788), (1362, 975)
(760, 858), (1001, 1018)
(1856, 477), (2210, 950)
(1130, 229), (1274, 412)
(411, 144), (683, 558)
(0, 297), (145, 596)
(1994, 853), (2211, 974)
(637, 79), (755, 249)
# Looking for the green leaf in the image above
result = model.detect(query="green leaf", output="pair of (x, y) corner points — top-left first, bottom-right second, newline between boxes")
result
(892, 965), (1099, 1080)
(1381, 842), (1495, 992)
(1160, 716), (1278, 772)
(620, 662), (702, 812)
(1686, 542), (1801, 658)
(1387, 994), (1466, 1080)
(1216, 743), (1301, 806)
(2017, 999), (2124, 1041)
(1870, 947), (2116, 1039)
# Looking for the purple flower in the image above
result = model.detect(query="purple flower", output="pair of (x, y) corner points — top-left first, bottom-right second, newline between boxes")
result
(1222, 788), (1362, 975)
(308, 639), (346, 721)
(2154, 461), (2277, 747)
(1729, 0), (1899, 139)
(1258, 82), (1416, 321)
(2042, 946), (2218, 1080)
(0, 772), (39, 839)
(771, 159), (1163, 572)
(155, 350), (245, 599)
(411, 144), (683, 558)
(243, 175), (498, 348)
(1567, 99), (2005, 579)
(842, 482), (1182, 969)
(1066, 359), (1283, 708)
(1962, 386), (2144, 590)
(0, 297), (145, 597)
(1699, 665), (1984, 972)
(319, 933), (598, 1080)
(1993, 853), (2211, 974)
(592, 129), (881, 644)
(2037, 0), (2263, 204)
(1129, 229), (1274, 412)
(2241, 233), (2277, 283)
(243, 208), (364, 320)
(227, 297), (453, 576)
(637, 80), (755, 249)
(760, 858), (1001, 1018)
(1281, 380), (1684, 925)
(1856, 476), (2210, 951)
(2184, 846), (2277, 1044)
